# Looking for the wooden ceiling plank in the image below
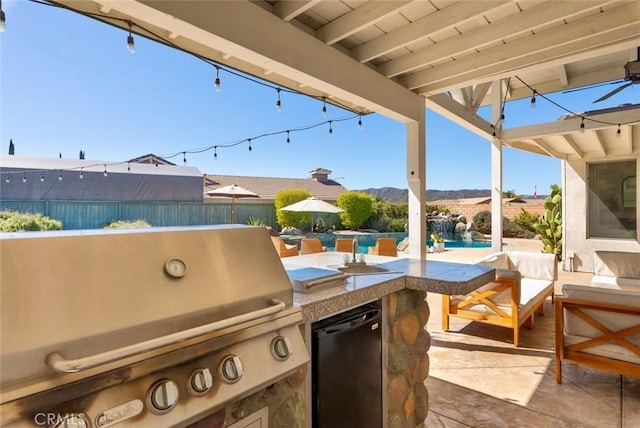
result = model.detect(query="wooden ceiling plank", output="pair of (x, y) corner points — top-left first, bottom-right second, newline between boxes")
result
(502, 106), (640, 141)
(316, 1), (412, 45)
(380, 0), (602, 77)
(410, 27), (640, 95)
(557, 64), (569, 87)
(561, 134), (584, 159)
(400, 2), (640, 88)
(533, 138), (567, 159)
(352, 0), (507, 63)
(593, 130), (608, 156)
(274, 0), (322, 22)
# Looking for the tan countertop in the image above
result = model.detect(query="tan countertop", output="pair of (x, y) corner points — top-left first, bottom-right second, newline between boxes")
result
(282, 252), (494, 322)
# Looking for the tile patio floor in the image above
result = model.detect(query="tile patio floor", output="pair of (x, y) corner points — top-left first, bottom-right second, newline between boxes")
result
(421, 239), (640, 427)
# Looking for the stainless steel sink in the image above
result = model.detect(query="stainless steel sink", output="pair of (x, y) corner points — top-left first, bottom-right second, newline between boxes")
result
(337, 263), (398, 275)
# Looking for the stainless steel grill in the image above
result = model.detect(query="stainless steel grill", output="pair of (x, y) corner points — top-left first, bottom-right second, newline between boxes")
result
(0, 225), (309, 427)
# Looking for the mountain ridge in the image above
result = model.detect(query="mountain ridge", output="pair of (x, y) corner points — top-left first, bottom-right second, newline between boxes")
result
(357, 188), (540, 203)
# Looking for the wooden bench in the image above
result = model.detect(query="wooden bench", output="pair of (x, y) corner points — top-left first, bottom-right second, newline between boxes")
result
(443, 251), (557, 346)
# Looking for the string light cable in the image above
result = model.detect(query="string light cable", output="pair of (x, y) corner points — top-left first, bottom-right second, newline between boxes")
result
(158, 113), (363, 161)
(30, 0), (366, 116)
(513, 75), (637, 132)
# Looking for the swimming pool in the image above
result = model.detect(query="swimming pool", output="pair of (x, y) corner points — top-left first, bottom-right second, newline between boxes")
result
(282, 232), (491, 253)
(324, 238), (491, 253)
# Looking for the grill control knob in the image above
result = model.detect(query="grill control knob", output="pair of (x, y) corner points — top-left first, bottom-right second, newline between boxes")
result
(188, 368), (214, 396)
(51, 414), (90, 428)
(147, 379), (179, 414)
(271, 336), (293, 361)
(219, 355), (243, 384)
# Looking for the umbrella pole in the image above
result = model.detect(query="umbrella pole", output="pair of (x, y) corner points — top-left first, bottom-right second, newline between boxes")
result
(231, 197), (235, 224)
(311, 212), (314, 236)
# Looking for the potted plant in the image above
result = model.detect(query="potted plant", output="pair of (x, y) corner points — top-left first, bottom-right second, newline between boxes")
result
(431, 233), (445, 253)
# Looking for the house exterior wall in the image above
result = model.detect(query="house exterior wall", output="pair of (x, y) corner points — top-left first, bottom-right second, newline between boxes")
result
(565, 158), (640, 273)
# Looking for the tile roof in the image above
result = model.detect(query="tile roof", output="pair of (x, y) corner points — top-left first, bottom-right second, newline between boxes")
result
(204, 173), (348, 201)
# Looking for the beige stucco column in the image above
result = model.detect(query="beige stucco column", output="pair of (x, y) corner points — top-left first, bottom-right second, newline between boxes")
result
(491, 80), (504, 253)
(406, 104), (427, 259)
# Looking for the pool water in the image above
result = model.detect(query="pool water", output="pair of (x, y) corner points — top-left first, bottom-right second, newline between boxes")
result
(326, 240), (490, 253)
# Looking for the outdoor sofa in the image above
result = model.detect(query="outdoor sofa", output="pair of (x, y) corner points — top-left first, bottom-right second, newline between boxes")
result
(555, 250), (640, 383)
(443, 251), (557, 346)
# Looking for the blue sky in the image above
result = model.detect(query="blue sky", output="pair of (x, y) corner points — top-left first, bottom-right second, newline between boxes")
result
(2, 1), (638, 194)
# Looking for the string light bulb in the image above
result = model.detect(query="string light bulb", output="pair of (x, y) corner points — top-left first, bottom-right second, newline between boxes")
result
(5, 174), (9, 184)
(214, 66), (221, 92)
(79, 168), (84, 179)
(286, 131), (290, 144)
(126, 21), (135, 54)
(127, 162), (131, 172)
(183, 152), (187, 164)
(58, 171), (63, 181)
(358, 115), (363, 130)
(328, 121), (333, 135)
(214, 146), (218, 159)
(248, 139), (252, 151)
(322, 97), (327, 117)
(579, 117), (585, 133)
(616, 124), (621, 138)
(0, 1), (6, 33)
(103, 165), (108, 177)
(22, 173), (27, 183)
(275, 89), (282, 112)
(530, 90), (536, 109)
(40, 172), (44, 182)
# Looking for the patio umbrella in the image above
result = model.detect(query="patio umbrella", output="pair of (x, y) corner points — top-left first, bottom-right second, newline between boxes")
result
(206, 184), (259, 224)
(279, 197), (344, 234)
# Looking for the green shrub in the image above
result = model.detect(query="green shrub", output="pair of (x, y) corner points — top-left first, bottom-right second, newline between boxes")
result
(247, 217), (268, 227)
(514, 208), (540, 233)
(0, 210), (63, 232)
(472, 210), (492, 234)
(337, 191), (373, 230)
(274, 189), (312, 230)
(103, 219), (151, 229)
(426, 204), (450, 214)
(503, 218), (535, 238)
(472, 211), (534, 238)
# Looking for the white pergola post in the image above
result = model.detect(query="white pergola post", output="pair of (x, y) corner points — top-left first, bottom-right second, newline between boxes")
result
(406, 105), (427, 259)
(491, 80), (504, 253)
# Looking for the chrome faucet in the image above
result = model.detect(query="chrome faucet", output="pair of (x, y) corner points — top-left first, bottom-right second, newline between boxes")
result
(352, 238), (359, 263)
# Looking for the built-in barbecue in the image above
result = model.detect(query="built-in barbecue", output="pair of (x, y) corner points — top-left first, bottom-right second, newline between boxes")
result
(0, 225), (309, 427)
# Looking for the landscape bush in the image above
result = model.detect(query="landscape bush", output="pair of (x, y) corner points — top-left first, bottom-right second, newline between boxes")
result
(514, 208), (540, 234)
(337, 191), (373, 230)
(472, 211), (492, 234)
(274, 189), (312, 230)
(0, 210), (63, 232)
(103, 219), (151, 229)
(472, 210), (535, 238)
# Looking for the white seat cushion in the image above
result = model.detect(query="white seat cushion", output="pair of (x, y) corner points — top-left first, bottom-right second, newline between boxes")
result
(562, 284), (640, 348)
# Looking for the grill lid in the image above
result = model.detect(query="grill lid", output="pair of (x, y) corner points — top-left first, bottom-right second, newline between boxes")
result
(0, 225), (294, 389)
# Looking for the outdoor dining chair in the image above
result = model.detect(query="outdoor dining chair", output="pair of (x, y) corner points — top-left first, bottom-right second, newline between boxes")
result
(270, 236), (299, 258)
(299, 238), (327, 255)
(334, 238), (354, 253)
(368, 238), (398, 257)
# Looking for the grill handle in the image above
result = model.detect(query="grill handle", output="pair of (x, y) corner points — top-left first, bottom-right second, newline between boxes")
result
(46, 298), (286, 373)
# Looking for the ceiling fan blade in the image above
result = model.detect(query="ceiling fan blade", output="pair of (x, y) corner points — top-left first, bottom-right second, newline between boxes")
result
(562, 80), (625, 94)
(593, 82), (633, 103)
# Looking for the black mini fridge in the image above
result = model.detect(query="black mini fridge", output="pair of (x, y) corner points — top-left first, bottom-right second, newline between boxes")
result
(312, 301), (382, 428)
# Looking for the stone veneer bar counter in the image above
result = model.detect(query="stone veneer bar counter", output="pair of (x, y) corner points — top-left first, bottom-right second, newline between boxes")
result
(281, 252), (494, 428)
